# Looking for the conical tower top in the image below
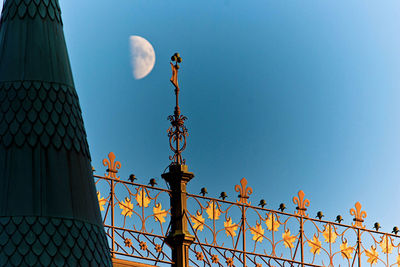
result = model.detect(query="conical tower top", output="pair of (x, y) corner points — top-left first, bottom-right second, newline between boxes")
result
(0, 0), (111, 265)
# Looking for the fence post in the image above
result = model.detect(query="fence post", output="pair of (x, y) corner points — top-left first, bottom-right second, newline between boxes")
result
(241, 205), (246, 267)
(162, 164), (195, 267)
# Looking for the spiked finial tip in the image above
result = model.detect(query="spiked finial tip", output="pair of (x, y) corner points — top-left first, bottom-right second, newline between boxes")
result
(258, 199), (267, 208)
(279, 203), (286, 212)
(335, 215), (343, 223)
(392, 227), (399, 235)
(373, 222), (381, 231)
(129, 174), (137, 182)
(149, 178), (157, 187)
(219, 192), (228, 200)
(200, 187), (208, 196)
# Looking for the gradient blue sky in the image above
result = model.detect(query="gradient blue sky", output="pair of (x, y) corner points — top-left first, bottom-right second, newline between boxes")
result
(27, 1), (400, 230)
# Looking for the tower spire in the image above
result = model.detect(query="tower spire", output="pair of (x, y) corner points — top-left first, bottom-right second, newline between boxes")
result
(0, 0), (111, 265)
(167, 52), (189, 165)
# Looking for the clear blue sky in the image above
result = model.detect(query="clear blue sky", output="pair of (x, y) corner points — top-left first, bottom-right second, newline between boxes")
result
(27, 1), (400, 230)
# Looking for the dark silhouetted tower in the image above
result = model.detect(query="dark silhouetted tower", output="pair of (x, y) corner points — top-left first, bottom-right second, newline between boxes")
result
(0, 0), (112, 265)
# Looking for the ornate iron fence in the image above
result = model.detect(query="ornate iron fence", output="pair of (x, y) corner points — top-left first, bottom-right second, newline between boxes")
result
(95, 152), (173, 265)
(95, 152), (400, 266)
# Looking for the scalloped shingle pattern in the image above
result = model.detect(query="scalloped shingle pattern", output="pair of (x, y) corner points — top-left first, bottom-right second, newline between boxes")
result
(0, 0), (62, 23)
(0, 81), (90, 158)
(0, 216), (112, 266)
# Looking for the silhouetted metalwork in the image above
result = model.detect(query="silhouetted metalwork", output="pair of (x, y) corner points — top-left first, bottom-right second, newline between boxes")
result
(95, 152), (400, 267)
(167, 53), (188, 165)
(95, 152), (173, 264)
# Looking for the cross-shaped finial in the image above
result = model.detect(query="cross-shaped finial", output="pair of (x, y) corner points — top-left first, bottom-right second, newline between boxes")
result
(170, 53), (182, 90)
(167, 53), (188, 165)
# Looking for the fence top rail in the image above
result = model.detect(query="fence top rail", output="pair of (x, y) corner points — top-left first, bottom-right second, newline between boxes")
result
(187, 192), (400, 238)
(94, 174), (172, 193)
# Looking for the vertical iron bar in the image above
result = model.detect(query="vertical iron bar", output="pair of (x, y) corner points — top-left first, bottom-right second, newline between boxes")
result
(111, 179), (115, 258)
(386, 235), (389, 266)
(300, 217), (304, 267)
(357, 228), (361, 267)
(272, 213), (275, 256)
(242, 205), (246, 267)
(329, 224), (332, 267)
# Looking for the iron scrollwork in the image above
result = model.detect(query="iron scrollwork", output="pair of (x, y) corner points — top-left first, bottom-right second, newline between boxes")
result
(167, 53), (188, 165)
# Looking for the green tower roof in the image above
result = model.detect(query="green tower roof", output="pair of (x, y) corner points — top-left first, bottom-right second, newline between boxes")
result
(0, 0), (112, 265)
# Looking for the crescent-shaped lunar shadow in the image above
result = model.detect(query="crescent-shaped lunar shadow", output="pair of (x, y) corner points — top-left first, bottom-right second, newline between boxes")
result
(129, 36), (156, 80)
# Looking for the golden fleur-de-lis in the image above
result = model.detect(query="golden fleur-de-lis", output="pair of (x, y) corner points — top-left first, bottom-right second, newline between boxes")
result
(292, 190), (310, 217)
(235, 177), (253, 205)
(349, 202), (367, 228)
(102, 152), (121, 179)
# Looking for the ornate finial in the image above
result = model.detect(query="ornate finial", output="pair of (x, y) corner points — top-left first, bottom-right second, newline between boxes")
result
(103, 152), (121, 179)
(293, 190), (310, 217)
(350, 202), (367, 228)
(235, 178), (253, 205)
(170, 53), (181, 89)
(335, 215), (343, 223)
(167, 53), (188, 165)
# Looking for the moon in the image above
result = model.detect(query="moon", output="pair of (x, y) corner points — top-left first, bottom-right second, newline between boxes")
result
(129, 36), (156, 80)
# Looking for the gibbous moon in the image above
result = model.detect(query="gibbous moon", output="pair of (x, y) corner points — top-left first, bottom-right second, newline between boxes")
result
(129, 36), (156, 80)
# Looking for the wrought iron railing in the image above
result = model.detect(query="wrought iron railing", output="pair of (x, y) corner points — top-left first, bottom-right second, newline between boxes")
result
(185, 182), (400, 266)
(95, 152), (173, 265)
(95, 152), (400, 266)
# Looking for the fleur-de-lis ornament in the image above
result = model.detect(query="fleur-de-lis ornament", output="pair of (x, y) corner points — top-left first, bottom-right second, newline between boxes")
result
(350, 202), (367, 228)
(293, 190), (310, 217)
(235, 177), (253, 205)
(103, 152), (121, 179)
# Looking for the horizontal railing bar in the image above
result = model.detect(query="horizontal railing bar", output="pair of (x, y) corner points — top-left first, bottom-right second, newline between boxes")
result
(104, 224), (167, 239)
(191, 241), (323, 267)
(111, 251), (174, 264)
(94, 175), (172, 193)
